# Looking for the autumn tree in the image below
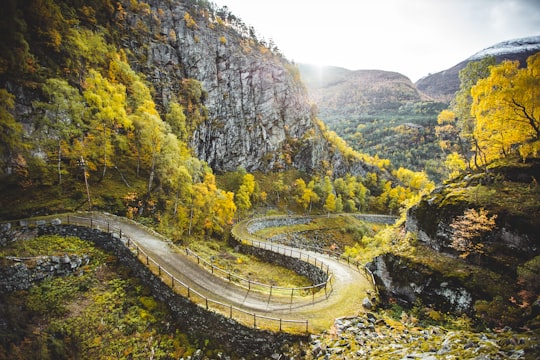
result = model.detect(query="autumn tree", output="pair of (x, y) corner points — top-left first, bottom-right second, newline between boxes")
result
(444, 152), (467, 179)
(272, 172), (288, 204)
(313, 175), (333, 203)
(436, 57), (495, 170)
(436, 109), (468, 178)
(165, 101), (188, 142)
(323, 193), (338, 215)
(33, 78), (85, 185)
(333, 174), (368, 212)
(190, 173), (236, 236)
(453, 56), (496, 142)
(436, 109), (459, 154)
(450, 208), (497, 259)
(155, 133), (193, 211)
(471, 53), (540, 164)
(293, 178), (319, 213)
(234, 173), (256, 218)
(83, 69), (131, 180)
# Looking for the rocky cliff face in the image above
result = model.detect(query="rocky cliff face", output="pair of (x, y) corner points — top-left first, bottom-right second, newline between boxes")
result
(121, 0), (342, 174)
(2, 0), (370, 177)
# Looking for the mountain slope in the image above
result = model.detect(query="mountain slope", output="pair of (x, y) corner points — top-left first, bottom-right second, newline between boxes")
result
(299, 64), (447, 181)
(299, 65), (425, 117)
(0, 0), (380, 180)
(416, 35), (540, 102)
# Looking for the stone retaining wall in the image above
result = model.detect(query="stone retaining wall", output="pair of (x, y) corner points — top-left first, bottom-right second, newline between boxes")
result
(229, 236), (328, 286)
(33, 225), (306, 357)
(352, 214), (398, 225)
(245, 214), (397, 235)
(0, 254), (90, 292)
(246, 216), (312, 234)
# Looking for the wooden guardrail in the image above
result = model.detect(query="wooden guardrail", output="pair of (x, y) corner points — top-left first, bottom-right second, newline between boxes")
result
(184, 248), (333, 302)
(237, 215), (381, 296)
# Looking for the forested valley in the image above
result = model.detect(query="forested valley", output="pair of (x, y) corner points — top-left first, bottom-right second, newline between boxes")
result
(0, 0), (539, 359)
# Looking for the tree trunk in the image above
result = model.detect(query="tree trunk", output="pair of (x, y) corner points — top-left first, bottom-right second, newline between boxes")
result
(147, 153), (156, 196)
(57, 139), (62, 186)
(114, 166), (131, 187)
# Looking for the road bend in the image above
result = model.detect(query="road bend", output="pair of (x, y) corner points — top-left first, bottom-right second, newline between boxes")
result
(81, 212), (374, 331)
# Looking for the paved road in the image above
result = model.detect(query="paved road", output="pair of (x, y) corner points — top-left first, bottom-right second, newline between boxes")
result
(72, 212), (375, 330)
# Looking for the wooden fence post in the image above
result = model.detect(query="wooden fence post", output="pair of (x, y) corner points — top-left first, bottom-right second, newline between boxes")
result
(290, 288), (294, 304)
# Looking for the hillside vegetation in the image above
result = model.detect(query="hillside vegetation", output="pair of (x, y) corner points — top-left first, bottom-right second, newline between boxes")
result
(357, 53), (540, 340)
(299, 65), (448, 182)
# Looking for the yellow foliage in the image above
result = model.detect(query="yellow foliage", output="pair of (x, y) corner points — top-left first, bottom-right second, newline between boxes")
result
(450, 208), (497, 258)
(444, 152), (467, 179)
(184, 12), (197, 29)
(471, 53), (540, 164)
(437, 109), (456, 125)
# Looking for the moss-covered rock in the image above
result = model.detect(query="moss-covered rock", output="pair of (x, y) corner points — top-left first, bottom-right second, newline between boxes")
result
(405, 159), (540, 263)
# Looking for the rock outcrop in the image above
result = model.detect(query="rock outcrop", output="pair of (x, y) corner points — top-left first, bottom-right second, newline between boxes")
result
(367, 254), (475, 314)
(405, 162), (540, 259)
(309, 314), (537, 359)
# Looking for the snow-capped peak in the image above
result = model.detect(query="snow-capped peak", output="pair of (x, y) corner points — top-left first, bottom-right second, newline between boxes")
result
(468, 36), (540, 61)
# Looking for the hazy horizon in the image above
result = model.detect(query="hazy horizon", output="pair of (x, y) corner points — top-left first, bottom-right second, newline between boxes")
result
(213, 0), (540, 82)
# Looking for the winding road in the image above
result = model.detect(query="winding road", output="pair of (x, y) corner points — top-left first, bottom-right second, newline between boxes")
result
(41, 212), (383, 331)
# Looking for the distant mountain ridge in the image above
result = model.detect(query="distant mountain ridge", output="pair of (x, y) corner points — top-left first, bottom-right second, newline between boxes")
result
(298, 64), (447, 181)
(415, 35), (540, 102)
(298, 65), (425, 117)
(299, 36), (540, 181)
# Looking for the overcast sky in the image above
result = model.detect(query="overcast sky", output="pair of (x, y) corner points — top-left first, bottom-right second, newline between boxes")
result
(212, 0), (540, 82)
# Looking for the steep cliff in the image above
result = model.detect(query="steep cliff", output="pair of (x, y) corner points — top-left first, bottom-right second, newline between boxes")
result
(0, 0), (376, 177)
(120, 0), (316, 172)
